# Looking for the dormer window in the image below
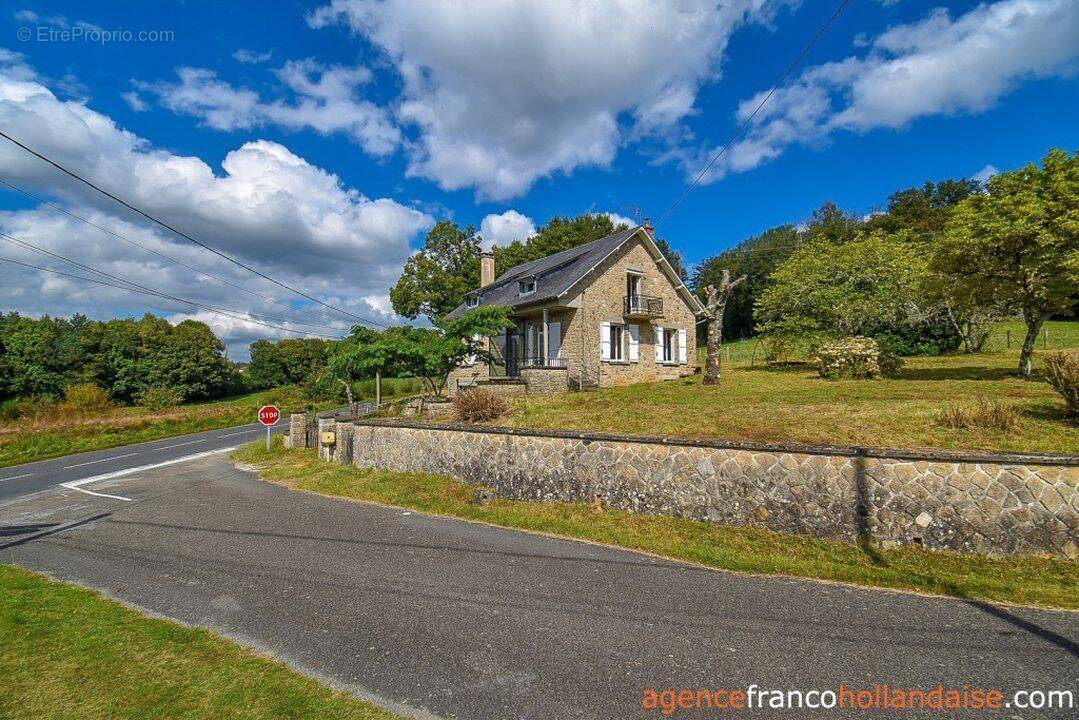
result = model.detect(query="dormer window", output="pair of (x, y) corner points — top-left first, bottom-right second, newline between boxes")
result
(466, 294), (479, 308)
(519, 278), (536, 296)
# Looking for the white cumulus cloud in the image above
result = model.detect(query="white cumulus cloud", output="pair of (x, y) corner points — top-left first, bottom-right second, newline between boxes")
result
(685, 0), (1079, 183)
(0, 55), (431, 358)
(307, 0), (792, 199)
(478, 210), (536, 250)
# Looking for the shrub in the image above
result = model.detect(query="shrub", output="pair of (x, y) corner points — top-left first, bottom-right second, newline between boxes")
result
(875, 319), (962, 357)
(57, 383), (113, 414)
(1044, 350), (1079, 418)
(135, 385), (185, 410)
(453, 388), (507, 422)
(0, 398), (22, 422)
(815, 336), (902, 380)
(938, 397), (1019, 432)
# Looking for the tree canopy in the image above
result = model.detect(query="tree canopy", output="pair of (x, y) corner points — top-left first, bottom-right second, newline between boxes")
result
(1, 312), (240, 404)
(755, 232), (930, 342)
(935, 148), (1079, 376)
(390, 213), (686, 322)
(327, 306), (513, 397)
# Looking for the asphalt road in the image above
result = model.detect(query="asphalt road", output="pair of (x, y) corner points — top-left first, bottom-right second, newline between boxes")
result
(2, 454), (1076, 719)
(0, 420), (289, 502)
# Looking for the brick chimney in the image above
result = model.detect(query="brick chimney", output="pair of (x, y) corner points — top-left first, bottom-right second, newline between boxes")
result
(642, 217), (654, 240)
(480, 252), (495, 288)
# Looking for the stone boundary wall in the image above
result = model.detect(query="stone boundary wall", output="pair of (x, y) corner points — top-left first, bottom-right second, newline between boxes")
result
(338, 419), (1078, 559)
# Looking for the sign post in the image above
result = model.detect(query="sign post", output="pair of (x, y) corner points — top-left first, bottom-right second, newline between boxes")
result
(258, 405), (281, 450)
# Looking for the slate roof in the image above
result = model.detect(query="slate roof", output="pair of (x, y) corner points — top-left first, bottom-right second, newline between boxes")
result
(445, 227), (640, 319)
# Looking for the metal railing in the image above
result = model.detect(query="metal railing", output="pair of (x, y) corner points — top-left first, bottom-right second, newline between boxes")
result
(520, 355), (568, 369)
(624, 294), (663, 317)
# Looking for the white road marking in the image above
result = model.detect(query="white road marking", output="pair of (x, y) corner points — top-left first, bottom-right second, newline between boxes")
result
(153, 438), (207, 451)
(0, 472), (34, 482)
(217, 429), (261, 438)
(63, 452), (139, 469)
(58, 445), (240, 503)
(60, 485), (133, 502)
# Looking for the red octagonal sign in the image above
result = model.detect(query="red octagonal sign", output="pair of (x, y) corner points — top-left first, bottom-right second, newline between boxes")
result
(258, 405), (281, 426)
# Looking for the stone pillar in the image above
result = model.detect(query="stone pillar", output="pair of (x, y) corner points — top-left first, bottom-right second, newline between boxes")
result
(317, 415), (336, 461)
(333, 418), (353, 465)
(288, 412), (307, 449)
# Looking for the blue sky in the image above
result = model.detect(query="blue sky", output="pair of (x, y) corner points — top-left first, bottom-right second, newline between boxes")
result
(0, 1), (1076, 357)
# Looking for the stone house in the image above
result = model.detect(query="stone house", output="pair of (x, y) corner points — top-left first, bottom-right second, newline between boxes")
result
(445, 221), (704, 396)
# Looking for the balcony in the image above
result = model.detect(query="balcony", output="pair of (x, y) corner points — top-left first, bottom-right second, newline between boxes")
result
(623, 294), (663, 318)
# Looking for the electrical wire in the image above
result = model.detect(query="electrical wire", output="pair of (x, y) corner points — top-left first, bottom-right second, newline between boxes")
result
(0, 130), (389, 328)
(654, 0), (851, 230)
(0, 178), (353, 331)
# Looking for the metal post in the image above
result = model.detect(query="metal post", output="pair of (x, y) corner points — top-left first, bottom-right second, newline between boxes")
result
(265, 425), (271, 451)
(375, 368), (382, 406)
(1006, 330), (1011, 349)
(1044, 327), (1048, 349)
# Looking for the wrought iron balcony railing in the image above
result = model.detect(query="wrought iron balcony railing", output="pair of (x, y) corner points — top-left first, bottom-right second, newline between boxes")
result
(624, 294), (663, 317)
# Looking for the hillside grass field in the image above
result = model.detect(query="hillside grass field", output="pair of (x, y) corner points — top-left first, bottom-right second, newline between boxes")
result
(508, 323), (1079, 455)
(0, 564), (403, 720)
(0, 378), (420, 468)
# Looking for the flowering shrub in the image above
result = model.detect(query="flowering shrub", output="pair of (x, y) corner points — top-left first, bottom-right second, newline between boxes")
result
(815, 336), (902, 380)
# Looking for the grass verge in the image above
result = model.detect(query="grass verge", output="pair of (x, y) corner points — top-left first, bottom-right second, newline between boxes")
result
(234, 441), (1078, 610)
(0, 380), (419, 468)
(0, 563), (404, 720)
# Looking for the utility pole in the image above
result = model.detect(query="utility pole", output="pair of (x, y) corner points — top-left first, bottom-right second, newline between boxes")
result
(702, 269), (746, 385)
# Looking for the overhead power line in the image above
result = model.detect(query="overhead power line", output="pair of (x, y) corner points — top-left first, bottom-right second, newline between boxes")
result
(0, 130), (390, 329)
(0, 254), (340, 339)
(0, 178), (352, 331)
(654, 0), (851, 230)
(0, 231), (344, 338)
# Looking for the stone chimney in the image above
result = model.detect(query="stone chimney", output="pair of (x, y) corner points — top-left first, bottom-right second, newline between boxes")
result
(642, 217), (654, 240)
(480, 252), (496, 288)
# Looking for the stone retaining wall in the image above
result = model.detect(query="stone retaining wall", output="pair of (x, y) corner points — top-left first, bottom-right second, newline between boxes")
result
(339, 419), (1078, 559)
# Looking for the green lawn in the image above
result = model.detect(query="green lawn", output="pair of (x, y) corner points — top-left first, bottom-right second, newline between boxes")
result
(0, 564), (404, 720)
(506, 350), (1078, 454)
(234, 441), (1077, 609)
(0, 379), (420, 468)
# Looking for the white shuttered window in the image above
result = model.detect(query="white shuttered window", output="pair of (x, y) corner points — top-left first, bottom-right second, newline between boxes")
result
(627, 324), (639, 362)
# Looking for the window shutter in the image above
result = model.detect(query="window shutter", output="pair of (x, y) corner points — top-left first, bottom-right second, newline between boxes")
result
(600, 321), (611, 360)
(548, 322), (562, 360)
(678, 329), (688, 364)
(654, 327), (664, 362)
(627, 324), (639, 362)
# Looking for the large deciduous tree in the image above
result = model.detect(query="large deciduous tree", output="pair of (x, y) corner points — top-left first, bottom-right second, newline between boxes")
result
(328, 307), (513, 399)
(702, 270), (745, 385)
(390, 221), (482, 322)
(935, 149), (1079, 377)
(755, 232), (930, 343)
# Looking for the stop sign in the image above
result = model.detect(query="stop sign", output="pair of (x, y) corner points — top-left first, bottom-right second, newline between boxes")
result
(258, 405), (281, 426)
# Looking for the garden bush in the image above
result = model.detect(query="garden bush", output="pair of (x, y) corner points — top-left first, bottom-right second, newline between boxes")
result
(1044, 350), (1079, 418)
(57, 383), (113, 415)
(875, 318), (962, 357)
(815, 336), (902, 380)
(453, 388), (507, 422)
(938, 397), (1019, 432)
(135, 385), (185, 410)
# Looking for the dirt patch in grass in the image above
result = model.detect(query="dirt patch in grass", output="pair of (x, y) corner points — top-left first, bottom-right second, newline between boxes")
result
(0, 563), (405, 720)
(234, 441), (1079, 610)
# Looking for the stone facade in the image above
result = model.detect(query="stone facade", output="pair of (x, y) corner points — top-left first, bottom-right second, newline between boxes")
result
(448, 232), (700, 397)
(518, 367), (570, 394)
(343, 420), (1079, 559)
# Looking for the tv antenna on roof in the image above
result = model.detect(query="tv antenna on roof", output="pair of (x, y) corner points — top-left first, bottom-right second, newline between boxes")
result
(621, 205), (643, 226)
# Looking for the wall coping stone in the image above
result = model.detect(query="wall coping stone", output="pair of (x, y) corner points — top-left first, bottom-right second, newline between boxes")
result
(350, 418), (1079, 468)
